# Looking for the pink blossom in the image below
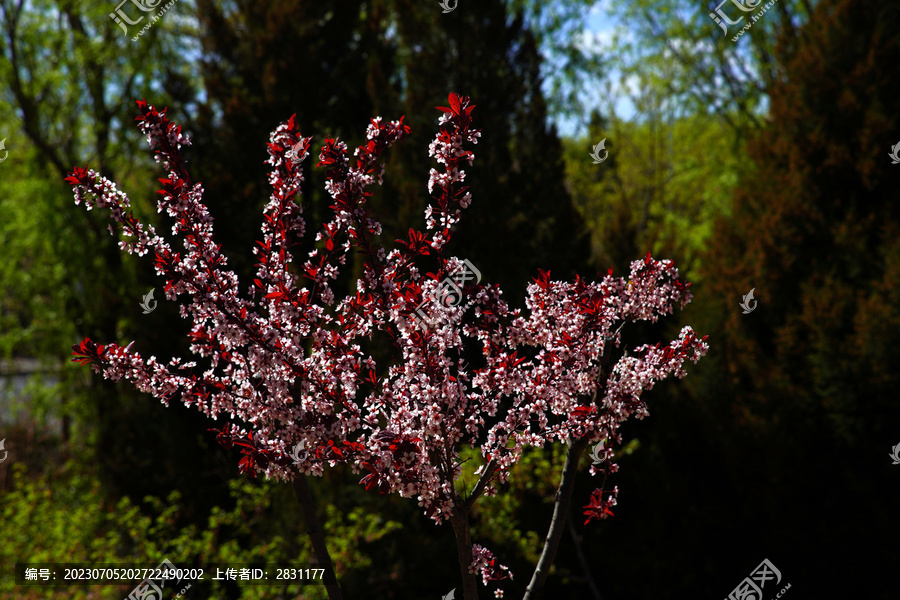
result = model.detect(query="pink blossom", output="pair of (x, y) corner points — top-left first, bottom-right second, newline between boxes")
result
(68, 93), (708, 592)
(470, 544), (512, 585)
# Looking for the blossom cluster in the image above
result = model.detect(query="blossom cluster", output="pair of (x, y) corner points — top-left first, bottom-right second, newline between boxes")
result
(470, 544), (512, 585)
(68, 93), (708, 588)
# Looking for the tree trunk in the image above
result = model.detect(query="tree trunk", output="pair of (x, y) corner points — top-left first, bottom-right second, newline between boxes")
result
(291, 476), (343, 600)
(449, 501), (480, 600)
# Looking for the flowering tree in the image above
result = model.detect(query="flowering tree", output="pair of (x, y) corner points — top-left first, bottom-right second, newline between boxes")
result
(67, 93), (708, 600)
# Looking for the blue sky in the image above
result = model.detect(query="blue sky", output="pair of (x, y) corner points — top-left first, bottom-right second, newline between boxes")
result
(550, 1), (636, 139)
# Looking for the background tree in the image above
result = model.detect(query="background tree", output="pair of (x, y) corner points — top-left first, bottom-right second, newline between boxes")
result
(578, 0), (900, 597)
(604, 0), (816, 137)
(698, 0), (900, 595)
(189, 0), (592, 300)
(0, 0), (236, 515)
(564, 105), (741, 284)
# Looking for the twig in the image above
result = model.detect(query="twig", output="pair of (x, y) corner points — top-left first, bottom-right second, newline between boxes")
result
(567, 506), (602, 600)
(466, 458), (497, 510)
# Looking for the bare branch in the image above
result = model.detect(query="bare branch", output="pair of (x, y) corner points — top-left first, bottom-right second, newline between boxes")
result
(523, 435), (590, 600)
(567, 506), (602, 600)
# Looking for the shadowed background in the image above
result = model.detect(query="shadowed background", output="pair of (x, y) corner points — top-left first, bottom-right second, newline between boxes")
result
(1, 0), (898, 597)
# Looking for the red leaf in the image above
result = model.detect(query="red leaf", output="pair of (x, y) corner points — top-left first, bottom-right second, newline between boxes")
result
(532, 269), (552, 291)
(571, 406), (594, 417)
(449, 93), (461, 115)
(65, 165), (92, 186)
(71, 338), (107, 366)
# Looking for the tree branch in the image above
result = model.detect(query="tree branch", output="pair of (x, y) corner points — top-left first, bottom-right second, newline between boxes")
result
(567, 505), (602, 600)
(291, 476), (343, 600)
(523, 435), (590, 600)
(466, 458), (497, 510)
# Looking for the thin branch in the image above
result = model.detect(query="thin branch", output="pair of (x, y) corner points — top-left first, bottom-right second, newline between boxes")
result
(522, 435), (590, 600)
(466, 458), (497, 510)
(567, 505), (602, 600)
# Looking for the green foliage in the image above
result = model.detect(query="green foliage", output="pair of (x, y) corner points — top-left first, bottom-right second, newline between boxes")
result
(321, 504), (403, 575)
(563, 111), (741, 281)
(585, 0), (900, 597)
(0, 461), (403, 599)
(604, 0), (816, 134)
(501, 0), (605, 123)
(457, 445), (561, 569)
(0, 0), (229, 509)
